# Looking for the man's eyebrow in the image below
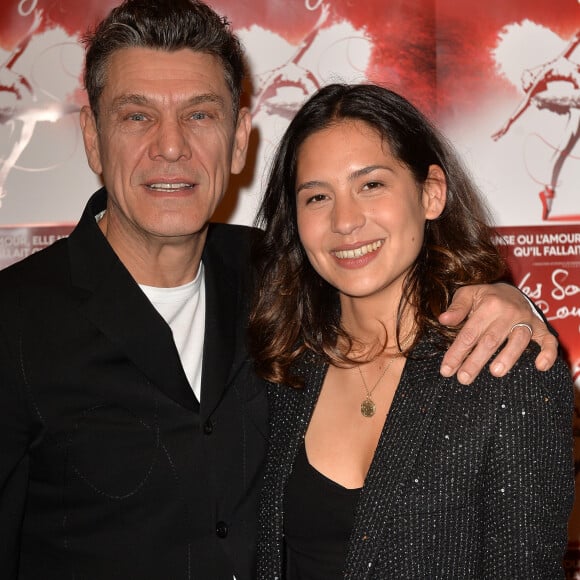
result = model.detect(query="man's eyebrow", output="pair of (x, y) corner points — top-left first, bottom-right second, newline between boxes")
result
(185, 93), (227, 108)
(109, 93), (150, 112)
(109, 93), (227, 113)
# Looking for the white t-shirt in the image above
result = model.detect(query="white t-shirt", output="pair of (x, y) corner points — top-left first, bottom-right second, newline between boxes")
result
(140, 264), (206, 402)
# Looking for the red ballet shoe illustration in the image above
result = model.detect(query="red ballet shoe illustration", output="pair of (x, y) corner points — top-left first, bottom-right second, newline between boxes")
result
(539, 186), (555, 220)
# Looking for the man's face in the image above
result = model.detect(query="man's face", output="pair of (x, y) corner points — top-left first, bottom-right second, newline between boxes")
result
(80, 47), (250, 246)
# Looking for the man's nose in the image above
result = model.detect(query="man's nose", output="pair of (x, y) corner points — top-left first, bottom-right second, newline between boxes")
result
(149, 119), (192, 162)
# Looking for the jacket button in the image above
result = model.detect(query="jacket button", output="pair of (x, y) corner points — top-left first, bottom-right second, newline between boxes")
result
(216, 521), (228, 538)
(203, 420), (213, 435)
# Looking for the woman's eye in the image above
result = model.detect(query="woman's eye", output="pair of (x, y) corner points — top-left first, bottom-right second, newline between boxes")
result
(363, 181), (383, 190)
(306, 194), (327, 204)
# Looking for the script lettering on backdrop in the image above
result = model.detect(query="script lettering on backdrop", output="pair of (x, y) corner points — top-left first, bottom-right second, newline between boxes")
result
(494, 227), (579, 381)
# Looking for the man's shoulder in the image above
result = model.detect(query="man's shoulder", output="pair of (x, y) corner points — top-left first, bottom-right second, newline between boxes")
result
(206, 222), (260, 245)
(0, 237), (69, 290)
(0, 191), (100, 290)
(205, 222), (261, 265)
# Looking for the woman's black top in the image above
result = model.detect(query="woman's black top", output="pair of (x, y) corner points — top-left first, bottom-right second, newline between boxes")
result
(283, 442), (361, 579)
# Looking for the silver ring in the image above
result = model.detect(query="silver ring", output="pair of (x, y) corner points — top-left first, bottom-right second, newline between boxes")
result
(510, 322), (533, 336)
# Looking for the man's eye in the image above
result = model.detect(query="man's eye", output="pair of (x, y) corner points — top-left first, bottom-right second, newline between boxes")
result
(127, 113), (147, 122)
(190, 111), (208, 120)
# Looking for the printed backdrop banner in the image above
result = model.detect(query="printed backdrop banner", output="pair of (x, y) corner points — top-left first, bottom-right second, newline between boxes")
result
(0, 224), (73, 267)
(0, 0), (579, 575)
(1, 0), (578, 226)
(495, 225), (580, 375)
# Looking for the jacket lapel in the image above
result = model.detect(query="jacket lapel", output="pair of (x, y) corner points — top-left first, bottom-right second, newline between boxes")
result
(198, 226), (249, 421)
(68, 189), (198, 412)
(345, 336), (450, 579)
(284, 353), (328, 474)
(199, 253), (235, 419)
(263, 352), (328, 577)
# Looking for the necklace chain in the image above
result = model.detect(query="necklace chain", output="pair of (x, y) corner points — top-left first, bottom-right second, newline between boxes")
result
(357, 356), (397, 398)
(357, 350), (403, 418)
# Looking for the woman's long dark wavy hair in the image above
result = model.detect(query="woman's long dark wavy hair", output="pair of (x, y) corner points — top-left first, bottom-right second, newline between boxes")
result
(248, 83), (506, 386)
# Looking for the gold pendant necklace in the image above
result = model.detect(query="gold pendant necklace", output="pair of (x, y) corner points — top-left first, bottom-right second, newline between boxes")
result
(360, 396), (377, 418)
(357, 353), (400, 418)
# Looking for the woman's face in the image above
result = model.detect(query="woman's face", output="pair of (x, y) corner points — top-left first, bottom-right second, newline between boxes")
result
(295, 119), (445, 305)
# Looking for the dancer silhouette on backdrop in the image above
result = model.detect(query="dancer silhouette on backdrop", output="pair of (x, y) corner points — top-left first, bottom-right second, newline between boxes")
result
(492, 31), (580, 221)
(0, 9), (79, 207)
(251, 3), (329, 119)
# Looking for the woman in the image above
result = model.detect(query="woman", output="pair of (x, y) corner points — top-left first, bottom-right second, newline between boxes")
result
(249, 84), (574, 579)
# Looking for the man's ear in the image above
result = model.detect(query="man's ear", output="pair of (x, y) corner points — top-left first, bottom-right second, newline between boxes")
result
(80, 106), (103, 176)
(231, 106), (252, 175)
(423, 164), (447, 219)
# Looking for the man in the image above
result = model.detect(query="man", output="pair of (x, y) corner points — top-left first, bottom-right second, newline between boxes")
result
(0, 1), (557, 579)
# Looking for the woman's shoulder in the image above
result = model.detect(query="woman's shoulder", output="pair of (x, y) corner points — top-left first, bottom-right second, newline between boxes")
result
(266, 351), (327, 413)
(476, 343), (573, 415)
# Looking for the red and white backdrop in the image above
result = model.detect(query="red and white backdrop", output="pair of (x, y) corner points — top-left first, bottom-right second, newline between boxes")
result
(1, 0), (579, 573)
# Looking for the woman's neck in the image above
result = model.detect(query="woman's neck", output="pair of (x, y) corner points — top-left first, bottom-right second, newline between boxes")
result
(339, 292), (415, 360)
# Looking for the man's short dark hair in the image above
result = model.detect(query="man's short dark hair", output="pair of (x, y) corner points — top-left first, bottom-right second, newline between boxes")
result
(83, 0), (246, 120)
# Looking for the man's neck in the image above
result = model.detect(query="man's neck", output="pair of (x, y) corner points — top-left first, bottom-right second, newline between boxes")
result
(98, 214), (206, 288)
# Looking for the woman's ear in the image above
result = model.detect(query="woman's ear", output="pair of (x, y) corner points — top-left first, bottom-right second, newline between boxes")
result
(422, 164), (447, 219)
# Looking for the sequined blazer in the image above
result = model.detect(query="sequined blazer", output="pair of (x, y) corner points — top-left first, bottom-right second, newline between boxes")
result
(257, 334), (574, 579)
